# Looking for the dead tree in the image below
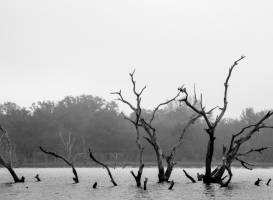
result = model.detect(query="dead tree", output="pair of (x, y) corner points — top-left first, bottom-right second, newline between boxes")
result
(59, 131), (76, 163)
(112, 70), (145, 186)
(179, 55), (245, 184)
(112, 70), (199, 183)
(210, 111), (273, 187)
(39, 146), (79, 183)
(72, 136), (88, 164)
(0, 125), (24, 183)
(89, 148), (117, 186)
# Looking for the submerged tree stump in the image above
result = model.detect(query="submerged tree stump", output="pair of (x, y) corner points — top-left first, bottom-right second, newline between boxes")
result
(143, 177), (148, 190)
(35, 174), (41, 182)
(168, 180), (175, 190)
(197, 172), (204, 181)
(93, 182), (97, 189)
(255, 178), (262, 186)
(267, 178), (271, 186)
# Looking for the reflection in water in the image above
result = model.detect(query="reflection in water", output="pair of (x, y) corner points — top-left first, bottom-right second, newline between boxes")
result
(0, 167), (273, 200)
(0, 183), (13, 188)
(133, 188), (152, 200)
(203, 184), (216, 199)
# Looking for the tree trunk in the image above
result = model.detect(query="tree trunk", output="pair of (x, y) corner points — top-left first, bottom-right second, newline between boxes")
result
(154, 144), (167, 183)
(131, 145), (144, 187)
(164, 155), (175, 182)
(144, 135), (167, 182)
(131, 164), (144, 187)
(203, 133), (215, 183)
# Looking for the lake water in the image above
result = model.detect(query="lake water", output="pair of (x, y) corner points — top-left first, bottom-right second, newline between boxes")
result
(0, 167), (273, 200)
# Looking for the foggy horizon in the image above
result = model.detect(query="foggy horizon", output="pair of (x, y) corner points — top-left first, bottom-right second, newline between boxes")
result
(1, 0), (273, 119)
(2, 1), (273, 199)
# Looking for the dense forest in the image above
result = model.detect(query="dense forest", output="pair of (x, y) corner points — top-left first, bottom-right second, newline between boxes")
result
(0, 94), (272, 167)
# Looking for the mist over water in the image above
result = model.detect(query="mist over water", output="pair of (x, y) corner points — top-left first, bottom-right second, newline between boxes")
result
(0, 167), (272, 200)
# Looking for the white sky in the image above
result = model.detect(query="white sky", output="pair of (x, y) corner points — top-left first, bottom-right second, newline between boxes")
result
(0, 0), (273, 118)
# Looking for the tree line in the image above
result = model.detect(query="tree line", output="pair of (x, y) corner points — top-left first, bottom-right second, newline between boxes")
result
(1, 95), (273, 166)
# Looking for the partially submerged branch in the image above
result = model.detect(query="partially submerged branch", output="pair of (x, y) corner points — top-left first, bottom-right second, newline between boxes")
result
(183, 169), (196, 183)
(168, 180), (175, 190)
(88, 148), (117, 186)
(0, 126), (24, 183)
(39, 146), (79, 183)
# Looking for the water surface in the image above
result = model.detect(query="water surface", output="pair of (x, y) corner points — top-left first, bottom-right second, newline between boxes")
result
(0, 167), (272, 200)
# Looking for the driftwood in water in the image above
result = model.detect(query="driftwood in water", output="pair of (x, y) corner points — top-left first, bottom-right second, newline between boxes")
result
(168, 180), (175, 190)
(267, 178), (271, 186)
(255, 178), (262, 186)
(143, 177), (148, 190)
(88, 148), (117, 186)
(35, 174), (41, 182)
(39, 146), (79, 183)
(183, 169), (196, 183)
(93, 182), (97, 189)
(0, 126), (24, 183)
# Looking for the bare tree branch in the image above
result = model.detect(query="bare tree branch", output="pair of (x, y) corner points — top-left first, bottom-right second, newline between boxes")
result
(237, 147), (271, 157)
(40, 146), (79, 183)
(178, 87), (212, 129)
(214, 55), (245, 127)
(183, 169), (196, 183)
(235, 157), (254, 170)
(111, 90), (136, 112)
(88, 148), (117, 186)
(149, 91), (181, 124)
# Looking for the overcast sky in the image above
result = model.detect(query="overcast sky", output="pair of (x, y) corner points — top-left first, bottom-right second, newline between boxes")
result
(0, 0), (272, 118)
